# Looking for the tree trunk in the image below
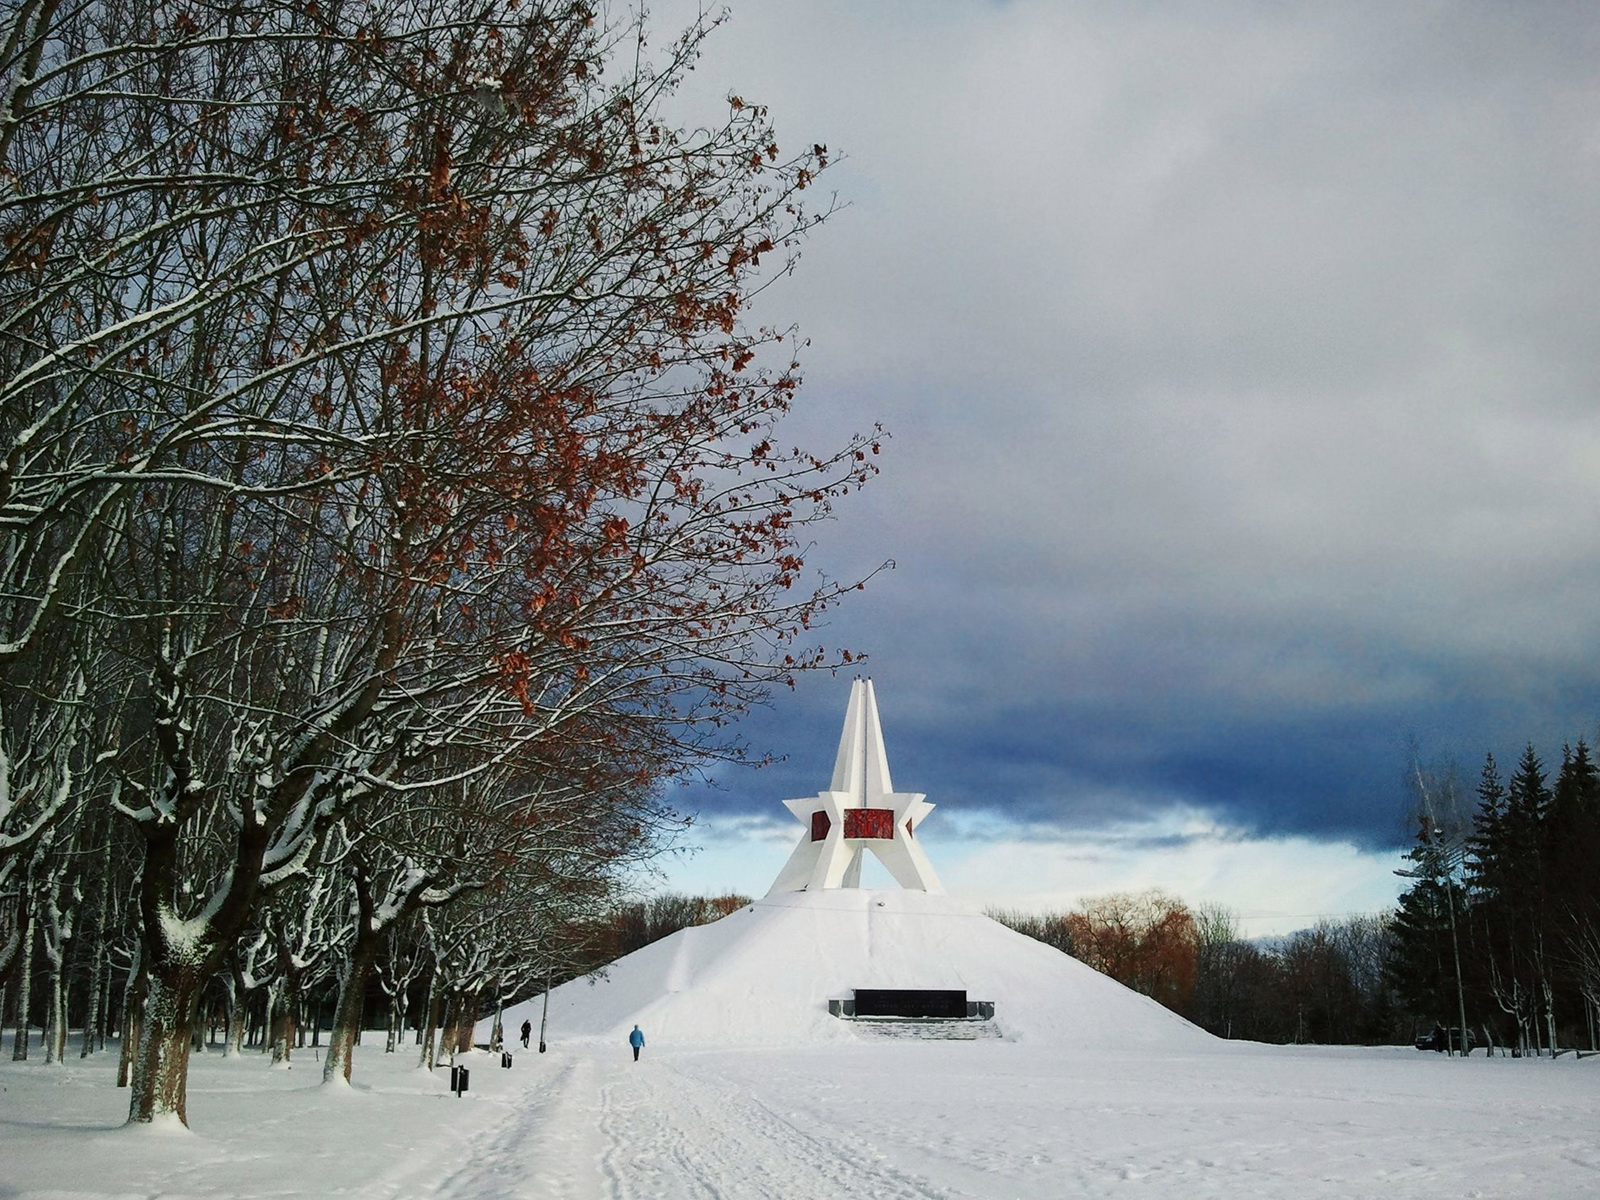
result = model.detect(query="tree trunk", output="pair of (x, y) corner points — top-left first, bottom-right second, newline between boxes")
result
(439, 991), (461, 1060)
(269, 978), (297, 1066)
(452, 990), (477, 1055)
(126, 812), (266, 1123)
(44, 962), (66, 1063)
(127, 964), (204, 1125)
(117, 963), (146, 1087)
(96, 954), (113, 1053)
(418, 974), (440, 1069)
(1543, 979), (1558, 1055)
(10, 906), (35, 1061)
(226, 998), (247, 1056)
(118, 1005), (139, 1085)
(81, 941), (104, 1058)
(222, 975), (247, 1057)
(79, 853), (111, 1059)
(385, 992), (399, 1053)
(0, 904), (19, 996)
(323, 933), (381, 1086)
(438, 992), (458, 1064)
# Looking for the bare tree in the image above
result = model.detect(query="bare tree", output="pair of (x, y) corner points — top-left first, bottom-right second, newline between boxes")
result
(222, 928), (274, 1058)
(1190, 902), (1245, 1038)
(3, 0), (871, 1127)
(260, 869), (349, 1066)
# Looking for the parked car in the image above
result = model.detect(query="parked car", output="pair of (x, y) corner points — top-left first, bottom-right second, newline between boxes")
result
(1414, 1025), (1476, 1053)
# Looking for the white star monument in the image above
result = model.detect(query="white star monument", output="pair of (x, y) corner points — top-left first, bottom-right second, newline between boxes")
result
(767, 678), (943, 894)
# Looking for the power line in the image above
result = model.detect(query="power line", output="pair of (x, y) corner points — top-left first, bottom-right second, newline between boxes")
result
(1235, 909), (1392, 923)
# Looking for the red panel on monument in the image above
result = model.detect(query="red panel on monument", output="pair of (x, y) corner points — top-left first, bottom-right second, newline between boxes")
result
(844, 808), (894, 839)
(811, 810), (831, 842)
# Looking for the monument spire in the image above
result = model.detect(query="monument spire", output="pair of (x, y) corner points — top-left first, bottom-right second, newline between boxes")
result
(768, 678), (942, 895)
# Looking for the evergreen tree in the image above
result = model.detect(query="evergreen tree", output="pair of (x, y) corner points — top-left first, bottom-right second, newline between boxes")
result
(1386, 872), (1458, 1021)
(1386, 816), (1461, 1023)
(1547, 739), (1600, 1047)
(1546, 740), (1600, 912)
(1390, 739), (1600, 1052)
(1502, 745), (1550, 881)
(1497, 745), (1557, 1051)
(1466, 753), (1506, 900)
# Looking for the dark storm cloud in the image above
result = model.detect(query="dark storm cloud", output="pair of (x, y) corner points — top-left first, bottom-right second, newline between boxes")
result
(657, 1), (1600, 850)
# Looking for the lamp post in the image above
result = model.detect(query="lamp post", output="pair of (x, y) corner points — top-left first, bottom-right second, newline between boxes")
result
(538, 965), (550, 1053)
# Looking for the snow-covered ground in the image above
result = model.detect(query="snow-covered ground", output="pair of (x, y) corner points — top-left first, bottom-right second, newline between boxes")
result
(3, 894), (1595, 1197)
(1, 1034), (1596, 1198)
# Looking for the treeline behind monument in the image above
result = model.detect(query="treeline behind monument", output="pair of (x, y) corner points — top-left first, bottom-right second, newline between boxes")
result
(995, 735), (1600, 1051)
(993, 891), (1403, 1045)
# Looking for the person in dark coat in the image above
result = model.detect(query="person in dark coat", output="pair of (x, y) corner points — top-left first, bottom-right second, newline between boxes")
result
(629, 1025), (645, 1062)
(520, 1019), (532, 1049)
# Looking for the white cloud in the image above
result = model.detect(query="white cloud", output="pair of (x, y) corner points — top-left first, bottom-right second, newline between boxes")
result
(650, 807), (1406, 939)
(641, 1), (1600, 862)
(937, 809), (1407, 938)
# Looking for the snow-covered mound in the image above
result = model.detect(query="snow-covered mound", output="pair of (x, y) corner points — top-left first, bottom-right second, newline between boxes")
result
(487, 890), (1210, 1049)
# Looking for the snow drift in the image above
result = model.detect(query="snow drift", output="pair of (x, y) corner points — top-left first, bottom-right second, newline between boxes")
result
(488, 889), (1210, 1048)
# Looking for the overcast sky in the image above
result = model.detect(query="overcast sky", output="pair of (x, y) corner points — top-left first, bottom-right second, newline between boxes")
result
(640, 1), (1600, 932)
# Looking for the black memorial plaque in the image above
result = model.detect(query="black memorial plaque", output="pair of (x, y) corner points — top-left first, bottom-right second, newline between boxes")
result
(852, 988), (967, 1018)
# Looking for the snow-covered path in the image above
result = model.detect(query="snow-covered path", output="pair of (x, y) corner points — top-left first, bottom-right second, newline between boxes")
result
(584, 1056), (948, 1200)
(429, 1049), (954, 1200)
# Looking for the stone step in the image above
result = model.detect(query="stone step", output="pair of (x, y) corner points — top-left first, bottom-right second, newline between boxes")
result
(848, 1019), (1005, 1041)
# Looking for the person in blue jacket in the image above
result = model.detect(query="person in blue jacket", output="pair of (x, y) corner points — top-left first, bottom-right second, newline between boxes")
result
(629, 1025), (645, 1062)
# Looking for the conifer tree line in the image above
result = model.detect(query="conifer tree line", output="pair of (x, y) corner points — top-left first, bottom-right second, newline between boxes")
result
(1386, 741), (1600, 1055)
(0, 0), (874, 1126)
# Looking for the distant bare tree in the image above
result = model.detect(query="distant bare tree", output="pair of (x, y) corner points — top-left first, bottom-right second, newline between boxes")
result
(987, 908), (1076, 957)
(1190, 902), (1245, 1038)
(1064, 890), (1198, 1014)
